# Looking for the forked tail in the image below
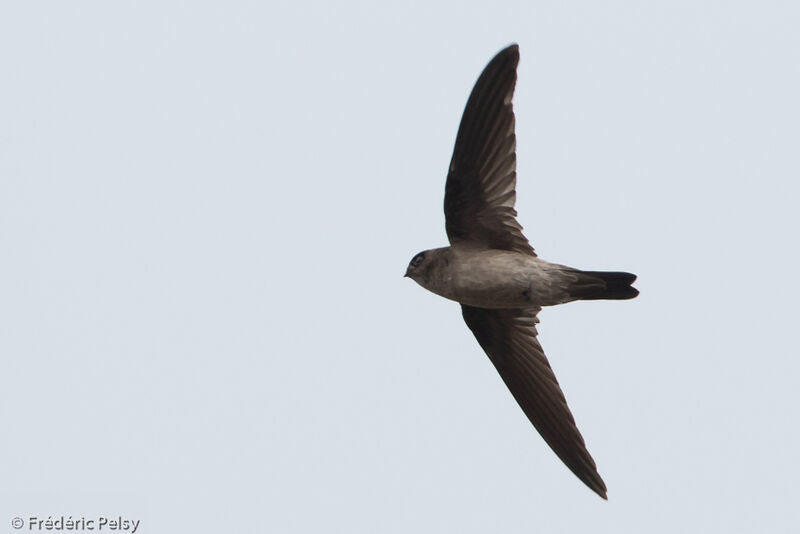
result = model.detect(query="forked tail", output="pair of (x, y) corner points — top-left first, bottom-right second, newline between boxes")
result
(571, 271), (639, 301)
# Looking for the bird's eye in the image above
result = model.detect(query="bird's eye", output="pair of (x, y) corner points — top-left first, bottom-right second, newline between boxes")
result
(411, 252), (425, 267)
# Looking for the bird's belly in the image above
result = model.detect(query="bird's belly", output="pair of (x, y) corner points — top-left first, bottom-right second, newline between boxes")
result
(435, 253), (562, 309)
(451, 270), (537, 308)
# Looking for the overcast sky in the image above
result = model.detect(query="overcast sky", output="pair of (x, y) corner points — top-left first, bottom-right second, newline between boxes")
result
(2, 2), (799, 533)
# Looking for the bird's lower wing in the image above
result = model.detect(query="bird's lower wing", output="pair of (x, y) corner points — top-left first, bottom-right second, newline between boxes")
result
(461, 305), (607, 499)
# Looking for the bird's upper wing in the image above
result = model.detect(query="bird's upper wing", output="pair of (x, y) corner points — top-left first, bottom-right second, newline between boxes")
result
(461, 304), (607, 499)
(444, 44), (535, 256)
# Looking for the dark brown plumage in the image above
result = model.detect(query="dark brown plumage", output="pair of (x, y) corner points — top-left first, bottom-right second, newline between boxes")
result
(445, 45), (534, 256)
(461, 305), (607, 499)
(406, 44), (638, 500)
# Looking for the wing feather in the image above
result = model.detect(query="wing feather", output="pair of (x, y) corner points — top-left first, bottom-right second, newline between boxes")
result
(444, 44), (534, 255)
(461, 305), (608, 499)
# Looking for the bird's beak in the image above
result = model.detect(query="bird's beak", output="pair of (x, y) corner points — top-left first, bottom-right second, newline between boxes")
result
(403, 268), (410, 278)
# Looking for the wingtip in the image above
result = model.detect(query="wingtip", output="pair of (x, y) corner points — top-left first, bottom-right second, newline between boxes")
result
(479, 44), (519, 79)
(481, 44), (518, 67)
(592, 476), (608, 500)
(499, 43), (519, 61)
(580, 465), (608, 500)
(587, 480), (608, 500)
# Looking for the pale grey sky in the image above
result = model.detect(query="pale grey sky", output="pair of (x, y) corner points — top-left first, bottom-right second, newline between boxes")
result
(2, 1), (799, 533)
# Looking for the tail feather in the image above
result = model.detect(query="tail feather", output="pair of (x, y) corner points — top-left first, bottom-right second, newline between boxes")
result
(571, 271), (639, 301)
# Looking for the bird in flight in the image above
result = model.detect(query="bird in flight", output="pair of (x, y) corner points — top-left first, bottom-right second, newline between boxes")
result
(405, 44), (638, 499)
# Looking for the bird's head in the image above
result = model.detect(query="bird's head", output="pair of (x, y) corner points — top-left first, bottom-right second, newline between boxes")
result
(405, 247), (450, 286)
(404, 250), (429, 280)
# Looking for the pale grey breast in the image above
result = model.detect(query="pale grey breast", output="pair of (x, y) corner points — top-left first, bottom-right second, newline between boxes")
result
(427, 247), (573, 309)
